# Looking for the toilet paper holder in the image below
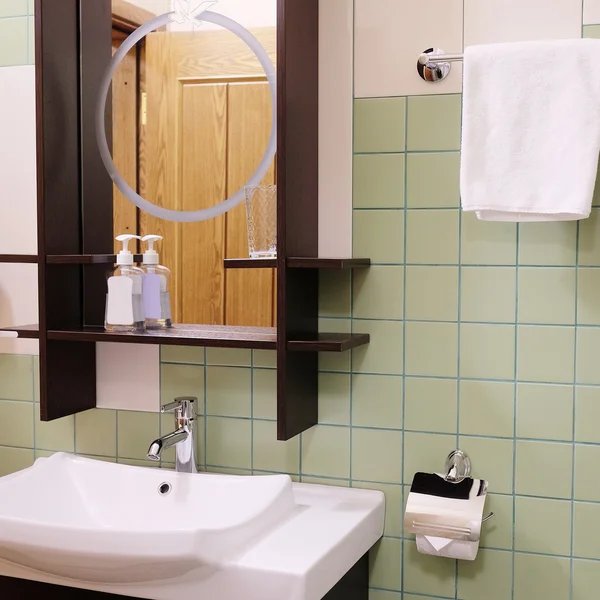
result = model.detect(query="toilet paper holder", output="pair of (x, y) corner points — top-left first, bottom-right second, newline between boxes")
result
(444, 450), (495, 523)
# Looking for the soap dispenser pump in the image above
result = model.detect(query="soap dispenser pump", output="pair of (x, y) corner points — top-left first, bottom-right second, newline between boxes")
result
(140, 234), (172, 329)
(105, 234), (145, 332)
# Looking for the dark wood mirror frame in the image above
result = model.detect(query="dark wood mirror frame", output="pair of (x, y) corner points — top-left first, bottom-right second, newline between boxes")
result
(0, 0), (371, 441)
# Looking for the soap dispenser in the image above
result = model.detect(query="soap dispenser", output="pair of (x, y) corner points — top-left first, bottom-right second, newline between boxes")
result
(140, 234), (172, 329)
(105, 234), (145, 332)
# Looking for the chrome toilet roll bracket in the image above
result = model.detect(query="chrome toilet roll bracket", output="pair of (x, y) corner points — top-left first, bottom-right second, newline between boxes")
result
(444, 450), (495, 522)
(444, 450), (471, 483)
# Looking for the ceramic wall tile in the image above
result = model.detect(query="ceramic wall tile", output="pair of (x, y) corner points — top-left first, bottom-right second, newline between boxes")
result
(0, 18), (28, 66)
(513, 554), (571, 600)
(0, 1), (27, 17)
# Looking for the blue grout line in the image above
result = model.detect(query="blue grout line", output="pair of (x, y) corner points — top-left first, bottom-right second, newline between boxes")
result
(348, 0), (357, 496)
(355, 149), (460, 156)
(115, 409), (120, 461)
(31, 355), (36, 458)
(570, 216), (582, 598)
(511, 222), (520, 599)
(454, 17), (465, 589)
(328, 259), (600, 269)
(322, 317), (590, 330)
(316, 370), (600, 390)
(356, 92), (462, 101)
(400, 82), (409, 597)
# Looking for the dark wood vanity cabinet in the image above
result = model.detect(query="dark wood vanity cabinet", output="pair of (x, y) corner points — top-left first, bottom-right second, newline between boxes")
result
(0, 553), (368, 599)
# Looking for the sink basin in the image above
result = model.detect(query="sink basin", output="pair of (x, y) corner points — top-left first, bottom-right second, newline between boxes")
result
(0, 453), (384, 600)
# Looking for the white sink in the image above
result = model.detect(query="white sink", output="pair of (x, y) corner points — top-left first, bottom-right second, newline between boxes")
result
(0, 453), (384, 600)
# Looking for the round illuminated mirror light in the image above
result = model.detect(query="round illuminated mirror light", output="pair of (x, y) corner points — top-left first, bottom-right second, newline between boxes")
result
(96, 11), (277, 223)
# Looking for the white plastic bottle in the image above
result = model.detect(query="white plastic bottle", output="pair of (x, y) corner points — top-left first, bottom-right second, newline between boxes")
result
(140, 235), (172, 329)
(105, 234), (145, 332)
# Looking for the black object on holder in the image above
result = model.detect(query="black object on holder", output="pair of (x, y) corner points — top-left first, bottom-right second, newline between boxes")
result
(410, 473), (484, 500)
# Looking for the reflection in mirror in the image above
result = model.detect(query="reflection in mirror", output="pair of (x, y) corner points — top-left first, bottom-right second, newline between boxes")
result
(110, 0), (277, 327)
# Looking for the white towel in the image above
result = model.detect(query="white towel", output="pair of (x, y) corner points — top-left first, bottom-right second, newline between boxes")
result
(460, 39), (600, 221)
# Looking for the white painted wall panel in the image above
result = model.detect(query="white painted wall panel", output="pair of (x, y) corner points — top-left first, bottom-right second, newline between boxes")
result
(584, 0), (600, 24)
(319, 0), (353, 257)
(354, 0), (463, 98)
(464, 0), (582, 46)
(0, 66), (38, 355)
(96, 343), (160, 411)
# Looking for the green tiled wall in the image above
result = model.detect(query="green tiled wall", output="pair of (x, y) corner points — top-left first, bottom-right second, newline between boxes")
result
(0, 0), (34, 66)
(348, 22), (600, 600)
(4, 7), (600, 600)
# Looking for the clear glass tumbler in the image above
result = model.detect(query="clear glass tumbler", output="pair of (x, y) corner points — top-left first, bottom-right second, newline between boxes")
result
(245, 184), (277, 258)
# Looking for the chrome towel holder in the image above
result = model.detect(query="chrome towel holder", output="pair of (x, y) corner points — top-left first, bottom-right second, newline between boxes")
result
(417, 47), (463, 82)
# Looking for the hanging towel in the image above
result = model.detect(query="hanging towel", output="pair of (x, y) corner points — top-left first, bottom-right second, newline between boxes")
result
(460, 39), (600, 221)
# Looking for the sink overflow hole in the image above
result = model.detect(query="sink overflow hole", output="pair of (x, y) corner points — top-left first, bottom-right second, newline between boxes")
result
(158, 482), (172, 496)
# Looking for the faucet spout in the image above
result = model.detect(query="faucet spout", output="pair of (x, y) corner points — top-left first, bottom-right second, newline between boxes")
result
(147, 397), (198, 474)
(147, 428), (189, 461)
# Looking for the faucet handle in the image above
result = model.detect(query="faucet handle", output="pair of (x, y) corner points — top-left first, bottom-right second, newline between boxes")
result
(161, 397), (197, 413)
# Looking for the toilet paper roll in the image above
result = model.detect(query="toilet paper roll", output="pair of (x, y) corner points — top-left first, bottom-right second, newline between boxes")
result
(416, 535), (479, 561)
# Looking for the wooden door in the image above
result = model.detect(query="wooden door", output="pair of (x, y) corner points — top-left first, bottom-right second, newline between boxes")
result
(111, 30), (139, 253)
(142, 28), (277, 327)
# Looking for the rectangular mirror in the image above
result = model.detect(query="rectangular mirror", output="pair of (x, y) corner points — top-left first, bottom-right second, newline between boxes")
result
(109, 0), (277, 327)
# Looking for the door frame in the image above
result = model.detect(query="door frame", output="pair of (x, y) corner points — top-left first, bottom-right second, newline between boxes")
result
(112, 0), (158, 33)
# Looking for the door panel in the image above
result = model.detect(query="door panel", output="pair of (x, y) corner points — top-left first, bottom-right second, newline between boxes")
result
(143, 28), (276, 326)
(141, 32), (180, 315)
(111, 31), (138, 253)
(225, 81), (275, 327)
(181, 83), (227, 325)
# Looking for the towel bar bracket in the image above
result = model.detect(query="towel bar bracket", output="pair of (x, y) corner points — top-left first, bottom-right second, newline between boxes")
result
(417, 47), (456, 82)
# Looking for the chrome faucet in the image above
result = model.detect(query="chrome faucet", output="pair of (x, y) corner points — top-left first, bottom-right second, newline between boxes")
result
(147, 397), (198, 473)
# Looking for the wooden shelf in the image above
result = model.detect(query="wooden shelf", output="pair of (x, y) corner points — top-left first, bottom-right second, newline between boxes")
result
(225, 258), (277, 268)
(0, 255), (38, 264)
(43, 325), (368, 352)
(47, 254), (143, 264)
(34, 255), (370, 269)
(0, 324), (40, 339)
(48, 324), (278, 349)
(224, 257), (371, 269)
(288, 257), (371, 269)
(287, 333), (370, 352)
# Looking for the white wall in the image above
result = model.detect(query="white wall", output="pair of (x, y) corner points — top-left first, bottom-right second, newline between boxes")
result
(0, 66), (38, 355)
(123, 0), (278, 27)
(319, 0), (353, 258)
(168, 0), (276, 31)
(125, 0), (172, 14)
